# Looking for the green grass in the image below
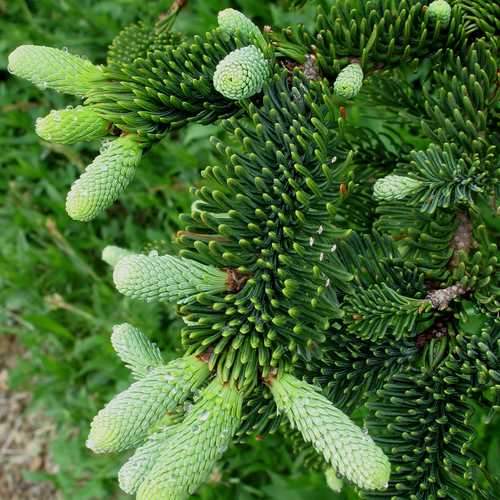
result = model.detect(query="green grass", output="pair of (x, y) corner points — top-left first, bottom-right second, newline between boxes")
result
(1, 1), (498, 499)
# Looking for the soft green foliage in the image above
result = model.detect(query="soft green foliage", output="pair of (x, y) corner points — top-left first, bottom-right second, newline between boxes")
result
(107, 21), (180, 69)
(217, 8), (265, 47)
(101, 245), (134, 268)
(428, 0), (452, 26)
(8, 45), (103, 96)
(65, 135), (142, 221)
(3, 3), (363, 498)
(373, 175), (424, 201)
(270, 374), (390, 490)
(325, 468), (343, 492)
(111, 323), (164, 380)
(36, 105), (109, 144)
(87, 352), (209, 453)
(118, 424), (181, 495)
(136, 378), (243, 499)
(113, 253), (229, 304)
(213, 46), (269, 100)
(3, 0), (500, 498)
(333, 63), (364, 99)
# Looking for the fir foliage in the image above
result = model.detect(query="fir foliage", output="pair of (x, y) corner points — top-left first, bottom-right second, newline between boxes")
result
(9, 0), (500, 498)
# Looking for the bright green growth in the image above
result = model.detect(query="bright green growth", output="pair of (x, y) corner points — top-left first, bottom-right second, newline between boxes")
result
(118, 424), (181, 495)
(428, 0), (452, 26)
(217, 8), (265, 47)
(113, 253), (229, 304)
(136, 378), (243, 499)
(333, 63), (364, 99)
(87, 354), (209, 453)
(111, 323), (163, 380)
(213, 46), (269, 100)
(101, 245), (133, 268)
(8, 45), (102, 96)
(35, 105), (109, 144)
(373, 174), (423, 201)
(107, 21), (179, 68)
(270, 373), (390, 490)
(325, 468), (343, 492)
(65, 135), (142, 221)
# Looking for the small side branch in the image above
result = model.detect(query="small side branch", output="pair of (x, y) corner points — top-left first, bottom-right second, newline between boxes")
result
(426, 284), (468, 310)
(450, 212), (473, 267)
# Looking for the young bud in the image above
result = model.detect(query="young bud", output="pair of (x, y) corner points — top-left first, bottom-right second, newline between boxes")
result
(87, 356), (209, 453)
(428, 0), (452, 26)
(118, 425), (181, 494)
(270, 373), (390, 490)
(217, 9), (265, 46)
(111, 323), (163, 379)
(136, 378), (243, 499)
(101, 245), (133, 268)
(36, 106), (108, 144)
(373, 175), (423, 201)
(113, 253), (229, 304)
(8, 45), (102, 96)
(66, 135), (142, 221)
(213, 46), (269, 100)
(333, 63), (364, 99)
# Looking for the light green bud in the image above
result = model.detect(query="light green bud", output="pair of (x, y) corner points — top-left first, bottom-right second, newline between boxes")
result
(36, 106), (108, 144)
(8, 45), (102, 96)
(111, 323), (163, 380)
(87, 355), (209, 453)
(333, 63), (364, 99)
(101, 245), (133, 268)
(217, 9), (265, 46)
(270, 373), (390, 490)
(113, 253), (228, 304)
(213, 46), (268, 100)
(373, 175), (423, 201)
(137, 378), (243, 499)
(118, 425), (181, 494)
(65, 135), (142, 221)
(428, 0), (452, 26)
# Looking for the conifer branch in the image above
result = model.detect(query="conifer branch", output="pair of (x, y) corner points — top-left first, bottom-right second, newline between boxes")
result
(9, 1), (499, 496)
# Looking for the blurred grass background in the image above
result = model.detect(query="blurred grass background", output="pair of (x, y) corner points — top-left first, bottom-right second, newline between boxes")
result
(0, 1), (498, 499)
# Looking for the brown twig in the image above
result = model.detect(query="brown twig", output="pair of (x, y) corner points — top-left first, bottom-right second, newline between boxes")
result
(226, 268), (250, 292)
(426, 284), (468, 310)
